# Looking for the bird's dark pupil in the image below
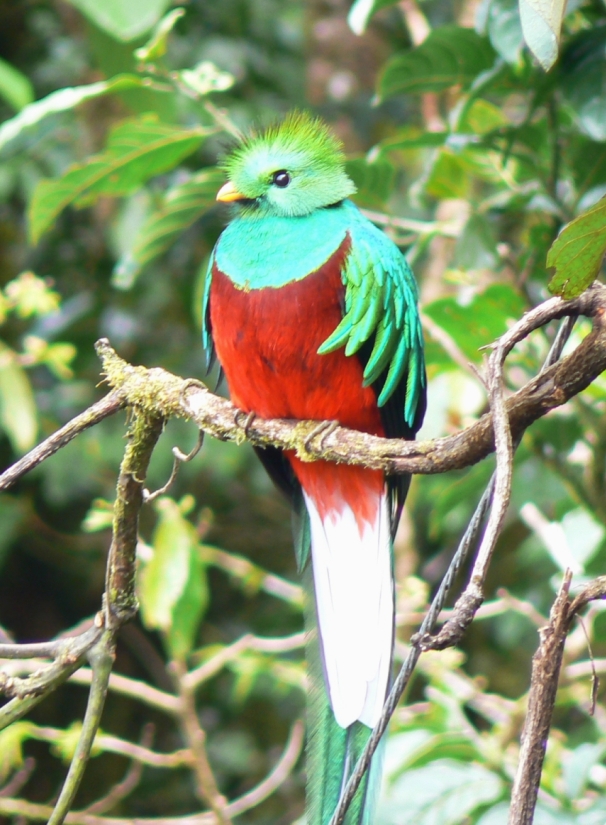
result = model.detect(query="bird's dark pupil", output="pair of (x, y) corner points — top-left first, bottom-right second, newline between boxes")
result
(273, 170), (290, 188)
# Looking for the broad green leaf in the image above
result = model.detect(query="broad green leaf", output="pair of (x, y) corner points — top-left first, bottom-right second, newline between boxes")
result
(29, 115), (209, 244)
(138, 497), (196, 633)
(134, 8), (186, 62)
(425, 151), (470, 199)
(459, 99), (508, 135)
(519, 0), (566, 71)
(0, 343), (37, 452)
(0, 58), (34, 112)
(167, 548), (208, 660)
(424, 284), (525, 361)
(378, 129), (449, 154)
(377, 760), (503, 825)
(0, 74), (146, 159)
(478, 0), (524, 64)
(65, 0), (172, 41)
(347, 0), (400, 34)
(547, 197), (606, 299)
(347, 156), (394, 208)
(114, 168), (223, 287)
(563, 743), (606, 800)
(377, 26), (496, 100)
(454, 213), (498, 270)
(561, 27), (606, 142)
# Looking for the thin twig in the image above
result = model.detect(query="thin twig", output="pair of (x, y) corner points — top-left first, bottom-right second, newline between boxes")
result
(184, 632), (305, 692)
(0, 719), (305, 824)
(0, 391), (125, 491)
(172, 660), (232, 825)
(48, 631), (115, 825)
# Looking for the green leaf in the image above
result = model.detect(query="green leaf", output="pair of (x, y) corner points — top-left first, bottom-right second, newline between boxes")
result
(346, 156), (394, 208)
(377, 26), (496, 100)
(478, 0), (524, 64)
(424, 284), (526, 361)
(64, 0), (172, 42)
(519, 0), (566, 71)
(0, 74), (147, 160)
(167, 548), (208, 660)
(378, 129), (449, 154)
(28, 115), (209, 244)
(114, 168), (223, 287)
(454, 213), (499, 270)
(0, 722), (31, 781)
(563, 743), (606, 801)
(5, 271), (60, 317)
(378, 760), (503, 825)
(134, 8), (186, 62)
(179, 62), (235, 97)
(0, 344), (37, 452)
(561, 27), (606, 142)
(425, 151), (470, 199)
(139, 497), (198, 636)
(547, 197), (606, 299)
(0, 58), (34, 112)
(347, 0), (400, 34)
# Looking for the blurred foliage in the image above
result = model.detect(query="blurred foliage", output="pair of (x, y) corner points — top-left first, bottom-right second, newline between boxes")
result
(2, 0), (606, 822)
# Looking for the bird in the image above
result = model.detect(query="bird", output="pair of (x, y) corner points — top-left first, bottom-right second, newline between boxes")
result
(202, 111), (426, 825)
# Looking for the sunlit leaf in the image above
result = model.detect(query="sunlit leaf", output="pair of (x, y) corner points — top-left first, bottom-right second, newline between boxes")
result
(179, 62), (235, 97)
(547, 197), (606, 299)
(377, 26), (496, 100)
(424, 284), (525, 361)
(65, 0), (172, 41)
(139, 497), (197, 635)
(167, 549), (208, 660)
(519, 0), (566, 70)
(0, 722), (31, 781)
(425, 151), (470, 199)
(29, 115), (209, 244)
(0, 344), (37, 452)
(478, 0), (524, 64)
(134, 8), (186, 62)
(0, 74), (146, 159)
(0, 58), (34, 112)
(113, 168), (223, 286)
(5, 271), (60, 317)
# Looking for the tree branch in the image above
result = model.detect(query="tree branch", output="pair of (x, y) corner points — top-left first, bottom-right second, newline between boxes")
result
(92, 284), (606, 478)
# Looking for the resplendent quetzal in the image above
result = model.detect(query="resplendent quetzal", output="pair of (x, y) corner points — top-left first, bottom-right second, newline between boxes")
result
(202, 112), (426, 825)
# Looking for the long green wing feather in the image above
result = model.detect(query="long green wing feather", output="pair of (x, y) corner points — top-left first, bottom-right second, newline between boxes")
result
(317, 217), (425, 430)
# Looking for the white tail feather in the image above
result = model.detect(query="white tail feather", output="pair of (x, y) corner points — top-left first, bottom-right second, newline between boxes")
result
(304, 491), (393, 729)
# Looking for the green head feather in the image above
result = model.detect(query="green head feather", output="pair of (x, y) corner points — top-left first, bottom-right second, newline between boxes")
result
(221, 111), (356, 217)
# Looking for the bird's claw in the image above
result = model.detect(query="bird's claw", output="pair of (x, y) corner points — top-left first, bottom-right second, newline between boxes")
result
(234, 409), (257, 439)
(303, 420), (338, 454)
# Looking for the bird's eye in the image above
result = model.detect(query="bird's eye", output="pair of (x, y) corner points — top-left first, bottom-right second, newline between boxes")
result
(272, 170), (291, 188)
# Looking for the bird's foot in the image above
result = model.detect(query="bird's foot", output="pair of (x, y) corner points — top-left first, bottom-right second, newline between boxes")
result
(234, 409), (257, 442)
(303, 420), (339, 454)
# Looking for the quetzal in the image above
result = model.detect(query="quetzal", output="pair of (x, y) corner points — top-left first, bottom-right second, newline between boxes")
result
(202, 112), (426, 824)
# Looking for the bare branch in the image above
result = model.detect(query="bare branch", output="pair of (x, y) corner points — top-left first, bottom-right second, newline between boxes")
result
(0, 391), (125, 492)
(509, 574), (606, 825)
(48, 631), (115, 825)
(105, 409), (164, 628)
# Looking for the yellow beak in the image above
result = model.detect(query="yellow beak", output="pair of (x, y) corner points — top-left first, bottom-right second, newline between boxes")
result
(216, 181), (246, 202)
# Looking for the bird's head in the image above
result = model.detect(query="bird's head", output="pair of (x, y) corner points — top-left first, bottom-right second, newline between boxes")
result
(216, 111), (356, 217)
